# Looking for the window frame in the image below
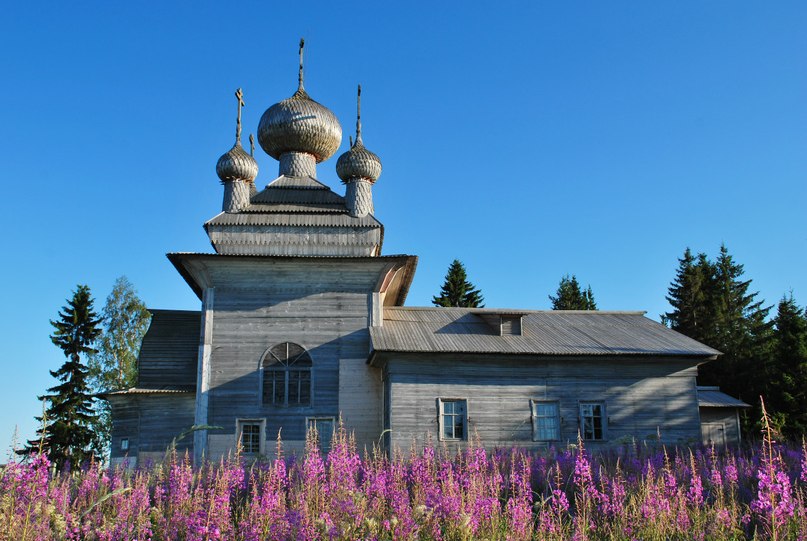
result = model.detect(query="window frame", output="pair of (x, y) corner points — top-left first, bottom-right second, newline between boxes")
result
(579, 401), (607, 441)
(531, 400), (561, 442)
(260, 342), (313, 408)
(236, 418), (266, 455)
(437, 398), (468, 441)
(306, 416), (336, 453)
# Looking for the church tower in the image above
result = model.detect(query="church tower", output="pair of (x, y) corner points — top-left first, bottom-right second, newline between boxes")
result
(204, 40), (385, 257)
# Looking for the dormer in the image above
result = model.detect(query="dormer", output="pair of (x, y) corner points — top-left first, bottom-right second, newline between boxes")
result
(477, 312), (525, 336)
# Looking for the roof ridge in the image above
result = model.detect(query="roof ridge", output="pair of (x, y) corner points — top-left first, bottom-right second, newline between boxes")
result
(389, 307), (647, 315)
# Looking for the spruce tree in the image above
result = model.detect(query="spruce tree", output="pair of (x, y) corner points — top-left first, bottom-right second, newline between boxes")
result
(88, 276), (151, 452)
(549, 274), (597, 310)
(661, 249), (717, 344)
(21, 285), (102, 469)
(701, 245), (772, 402)
(768, 293), (807, 438)
(432, 259), (485, 307)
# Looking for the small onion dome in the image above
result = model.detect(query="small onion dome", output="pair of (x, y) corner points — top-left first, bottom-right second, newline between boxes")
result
(336, 84), (381, 183)
(336, 139), (382, 183)
(257, 39), (342, 163)
(216, 142), (258, 182)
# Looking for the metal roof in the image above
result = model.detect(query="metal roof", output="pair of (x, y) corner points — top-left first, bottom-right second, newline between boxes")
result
(370, 308), (721, 358)
(697, 387), (751, 408)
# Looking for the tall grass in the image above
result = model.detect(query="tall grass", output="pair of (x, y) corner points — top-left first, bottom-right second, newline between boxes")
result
(1, 427), (805, 540)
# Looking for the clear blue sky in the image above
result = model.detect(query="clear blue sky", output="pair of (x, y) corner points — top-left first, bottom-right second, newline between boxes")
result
(1, 2), (805, 453)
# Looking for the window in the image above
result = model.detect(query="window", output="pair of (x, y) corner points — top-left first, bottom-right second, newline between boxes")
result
(531, 400), (560, 441)
(307, 417), (335, 453)
(120, 438), (129, 451)
(237, 420), (265, 454)
(439, 399), (467, 441)
(262, 342), (312, 406)
(579, 402), (606, 441)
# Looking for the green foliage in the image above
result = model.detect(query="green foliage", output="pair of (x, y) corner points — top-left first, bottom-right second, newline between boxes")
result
(767, 293), (807, 438)
(87, 276), (151, 453)
(663, 245), (777, 436)
(432, 259), (485, 308)
(20, 285), (102, 469)
(549, 274), (597, 310)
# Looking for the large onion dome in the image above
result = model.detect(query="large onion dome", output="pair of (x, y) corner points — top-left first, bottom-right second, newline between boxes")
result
(216, 88), (258, 182)
(337, 85), (382, 183)
(258, 39), (342, 163)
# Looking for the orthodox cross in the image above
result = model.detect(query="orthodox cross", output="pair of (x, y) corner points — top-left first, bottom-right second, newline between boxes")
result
(234, 88), (245, 144)
(298, 38), (305, 90)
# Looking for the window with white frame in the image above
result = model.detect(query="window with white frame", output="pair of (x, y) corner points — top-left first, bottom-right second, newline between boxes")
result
(306, 417), (335, 453)
(438, 399), (467, 441)
(531, 400), (560, 441)
(237, 420), (265, 455)
(579, 402), (606, 441)
(262, 342), (312, 407)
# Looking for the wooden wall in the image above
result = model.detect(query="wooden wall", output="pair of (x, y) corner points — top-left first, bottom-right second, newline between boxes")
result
(381, 354), (701, 452)
(700, 407), (742, 445)
(200, 258), (396, 459)
(138, 310), (200, 389)
(108, 393), (195, 462)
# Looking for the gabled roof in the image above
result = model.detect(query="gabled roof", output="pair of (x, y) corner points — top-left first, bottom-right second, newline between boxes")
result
(370, 307), (721, 358)
(697, 387), (752, 408)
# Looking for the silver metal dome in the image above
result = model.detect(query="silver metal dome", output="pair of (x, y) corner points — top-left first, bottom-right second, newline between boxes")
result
(257, 40), (342, 163)
(216, 88), (259, 182)
(337, 85), (381, 183)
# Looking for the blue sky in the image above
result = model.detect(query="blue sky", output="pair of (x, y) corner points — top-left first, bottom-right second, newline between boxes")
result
(1, 2), (804, 453)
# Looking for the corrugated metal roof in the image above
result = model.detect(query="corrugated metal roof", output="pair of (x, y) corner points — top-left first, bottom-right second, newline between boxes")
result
(370, 308), (721, 357)
(697, 387), (751, 408)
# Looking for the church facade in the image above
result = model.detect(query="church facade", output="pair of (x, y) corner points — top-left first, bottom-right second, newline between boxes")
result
(106, 43), (731, 467)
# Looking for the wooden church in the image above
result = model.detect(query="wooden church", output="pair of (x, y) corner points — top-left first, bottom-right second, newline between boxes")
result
(106, 42), (743, 467)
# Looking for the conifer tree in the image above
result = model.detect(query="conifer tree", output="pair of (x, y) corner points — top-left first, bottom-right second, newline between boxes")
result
(661, 249), (717, 344)
(432, 259), (485, 308)
(768, 293), (807, 438)
(20, 285), (102, 469)
(701, 245), (772, 401)
(88, 276), (151, 452)
(549, 274), (597, 310)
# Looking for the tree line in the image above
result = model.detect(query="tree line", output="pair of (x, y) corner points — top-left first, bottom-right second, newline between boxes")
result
(434, 251), (806, 439)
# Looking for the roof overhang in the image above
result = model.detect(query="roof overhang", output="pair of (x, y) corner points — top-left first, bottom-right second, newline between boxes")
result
(167, 252), (418, 305)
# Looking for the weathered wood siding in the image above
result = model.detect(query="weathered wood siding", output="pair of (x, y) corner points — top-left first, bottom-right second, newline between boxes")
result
(108, 393), (195, 462)
(700, 407), (741, 445)
(138, 310), (200, 388)
(199, 258), (395, 459)
(382, 354), (701, 452)
(339, 359), (382, 448)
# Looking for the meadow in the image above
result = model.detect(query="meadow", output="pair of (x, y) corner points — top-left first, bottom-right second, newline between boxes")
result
(1, 425), (805, 540)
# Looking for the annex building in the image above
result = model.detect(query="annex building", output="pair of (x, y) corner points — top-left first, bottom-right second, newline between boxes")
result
(106, 43), (746, 467)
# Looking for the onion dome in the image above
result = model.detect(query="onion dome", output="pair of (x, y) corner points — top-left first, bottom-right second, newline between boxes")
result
(337, 85), (382, 183)
(216, 88), (259, 182)
(257, 39), (342, 163)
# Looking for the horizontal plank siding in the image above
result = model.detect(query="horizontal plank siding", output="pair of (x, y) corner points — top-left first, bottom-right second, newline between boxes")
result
(384, 354), (701, 452)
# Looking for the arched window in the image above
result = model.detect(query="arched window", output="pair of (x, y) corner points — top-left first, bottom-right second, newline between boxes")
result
(262, 342), (312, 406)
